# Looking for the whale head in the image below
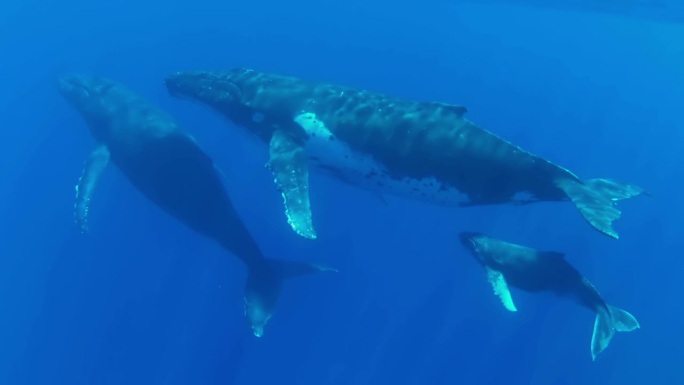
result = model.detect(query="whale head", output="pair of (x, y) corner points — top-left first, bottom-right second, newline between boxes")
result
(458, 231), (490, 263)
(165, 70), (243, 108)
(58, 75), (123, 140)
(58, 74), (115, 110)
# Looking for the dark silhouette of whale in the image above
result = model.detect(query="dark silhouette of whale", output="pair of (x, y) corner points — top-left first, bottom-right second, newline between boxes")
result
(164, 68), (646, 241)
(458, 231), (639, 361)
(58, 74), (334, 337)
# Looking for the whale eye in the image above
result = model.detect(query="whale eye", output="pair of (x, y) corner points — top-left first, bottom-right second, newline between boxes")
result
(252, 112), (265, 123)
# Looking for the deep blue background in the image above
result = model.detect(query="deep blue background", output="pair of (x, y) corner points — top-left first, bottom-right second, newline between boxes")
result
(0, 1), (682, 384)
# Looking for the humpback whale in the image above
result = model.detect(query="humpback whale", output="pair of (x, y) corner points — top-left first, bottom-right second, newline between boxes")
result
(458, 231), (639, 360)
(164, 68), (646, 240)
(58, 75), (334, 337)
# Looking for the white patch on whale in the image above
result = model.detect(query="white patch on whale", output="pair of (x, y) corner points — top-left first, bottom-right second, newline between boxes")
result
(293, 112), (471, 205)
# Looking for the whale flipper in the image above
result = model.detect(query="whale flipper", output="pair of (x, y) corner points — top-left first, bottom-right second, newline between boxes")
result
(245, 259), (336, 337)
(486, 267), (517, 312)
(590, 305), (639, 361)
(555, 177), (646, 239)
(267, 129), (316, 239)
(75, 144), (110, 232)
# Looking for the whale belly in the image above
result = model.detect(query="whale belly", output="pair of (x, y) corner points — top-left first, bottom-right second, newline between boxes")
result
(295, 112), (471, 206)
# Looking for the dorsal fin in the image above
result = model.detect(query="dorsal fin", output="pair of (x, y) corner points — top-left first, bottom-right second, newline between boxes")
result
(539, 251), (565, 259)
(429, 102), (468, 117)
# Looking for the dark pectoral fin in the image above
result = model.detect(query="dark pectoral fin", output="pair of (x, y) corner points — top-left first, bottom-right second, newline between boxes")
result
(267, 130), (317, 239)
(75, 145), (110, 233)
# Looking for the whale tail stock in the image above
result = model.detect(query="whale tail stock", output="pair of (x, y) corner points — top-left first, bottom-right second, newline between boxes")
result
(555, 177), (647, 239)
(591, 304), (640, 361)
(244, 258), (337, 337)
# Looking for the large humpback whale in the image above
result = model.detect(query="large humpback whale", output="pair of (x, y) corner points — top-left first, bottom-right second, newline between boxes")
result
(458, 231), (639, 361)
(58, 74), (333, 337)
(165, 68), (646, 240)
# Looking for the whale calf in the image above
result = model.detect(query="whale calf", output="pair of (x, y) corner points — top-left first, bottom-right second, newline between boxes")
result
(58, 74), (334, 337)
(165, 68), (646, 240)
(458, 231), (639, 360)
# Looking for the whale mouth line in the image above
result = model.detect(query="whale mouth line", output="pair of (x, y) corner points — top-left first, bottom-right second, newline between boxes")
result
(468, 238), (479, 253)
(166, 86), (191, 101)
(458, 233), (481, 255)
(75, 84), (91, 98)
(59, 77), (92, 98)
(164, 77), (191, 99)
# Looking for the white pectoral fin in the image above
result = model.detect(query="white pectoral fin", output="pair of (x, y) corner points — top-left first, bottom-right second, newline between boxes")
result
(268, 129), (317, 239)
(75, 144), (110, 233)
(486, 267), (517, 312)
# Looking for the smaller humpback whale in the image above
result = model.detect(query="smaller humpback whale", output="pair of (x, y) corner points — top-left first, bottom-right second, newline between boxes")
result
(458, 231), (639, 360)
(58, 75), (334, 337)
(165, 68), (646, 241)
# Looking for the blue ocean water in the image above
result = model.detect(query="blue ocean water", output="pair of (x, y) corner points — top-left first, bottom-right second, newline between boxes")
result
(0, 1), (682, 384)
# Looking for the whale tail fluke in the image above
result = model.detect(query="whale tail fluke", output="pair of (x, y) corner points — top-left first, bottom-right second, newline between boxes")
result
(555, 177), (647, 239)
(244, 259), (337, 337)
(590, 305), (640, 361)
